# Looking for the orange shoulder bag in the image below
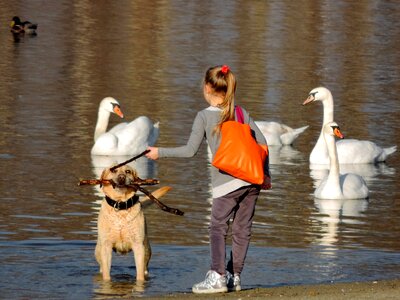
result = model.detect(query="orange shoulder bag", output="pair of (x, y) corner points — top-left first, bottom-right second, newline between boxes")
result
(212, 106), (268, 185)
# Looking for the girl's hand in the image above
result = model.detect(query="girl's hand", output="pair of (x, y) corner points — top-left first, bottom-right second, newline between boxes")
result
(261, 175), (272, 190)
(145, 147), (159, 160)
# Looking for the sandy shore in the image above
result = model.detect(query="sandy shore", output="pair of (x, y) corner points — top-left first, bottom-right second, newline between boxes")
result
(144, 279), (400, 299)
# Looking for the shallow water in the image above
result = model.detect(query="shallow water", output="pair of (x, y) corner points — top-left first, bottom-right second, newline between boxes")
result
(0, 1), (399, 298)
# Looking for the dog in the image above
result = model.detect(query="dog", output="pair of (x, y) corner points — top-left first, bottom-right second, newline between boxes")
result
(95, 164), (171, 281)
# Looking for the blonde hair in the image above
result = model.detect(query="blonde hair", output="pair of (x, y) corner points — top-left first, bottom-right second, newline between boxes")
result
(204, 65), (237, 134)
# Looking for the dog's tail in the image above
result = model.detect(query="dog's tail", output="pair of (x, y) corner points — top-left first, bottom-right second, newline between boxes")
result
(140, 186), (172, 208)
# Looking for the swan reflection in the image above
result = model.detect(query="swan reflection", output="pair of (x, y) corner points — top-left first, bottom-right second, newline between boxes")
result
(313, 197), (369, 255)
(268, 145), (304, 165)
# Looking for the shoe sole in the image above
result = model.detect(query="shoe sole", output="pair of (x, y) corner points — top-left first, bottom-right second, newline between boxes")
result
(228, 285), (241, 292)
(192, 287), (228, 294)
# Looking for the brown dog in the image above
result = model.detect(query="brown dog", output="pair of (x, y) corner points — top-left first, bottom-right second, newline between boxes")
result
(95, 164), (171, 281)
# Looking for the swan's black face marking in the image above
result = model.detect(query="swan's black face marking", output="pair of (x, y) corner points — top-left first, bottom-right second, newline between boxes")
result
(309, 91), (318, 98)
(111, 102), (119, 109)
(331, 125), (340, 130)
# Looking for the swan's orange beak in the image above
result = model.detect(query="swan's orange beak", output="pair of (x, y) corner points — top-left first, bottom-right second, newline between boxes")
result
(302, 94), (315, 105)
(113, 105), (124, 118)
(333, 127), (344, 139)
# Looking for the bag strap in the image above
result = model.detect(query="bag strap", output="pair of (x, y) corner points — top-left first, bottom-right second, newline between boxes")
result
(235, 105), (244, 124)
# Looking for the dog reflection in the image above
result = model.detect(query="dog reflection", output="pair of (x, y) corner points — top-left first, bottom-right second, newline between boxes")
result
(93, 274), (146, 298)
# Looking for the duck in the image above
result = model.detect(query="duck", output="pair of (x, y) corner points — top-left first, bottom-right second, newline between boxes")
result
(91, 97), (159, 156)
(303, 87), (397, 165)
(10, 16), (38, 35)
(314, 122), (369, 200)
(254, 121), (309, 146)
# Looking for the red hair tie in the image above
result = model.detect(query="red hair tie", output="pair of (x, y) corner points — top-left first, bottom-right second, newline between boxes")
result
(221, 65), (230, 74)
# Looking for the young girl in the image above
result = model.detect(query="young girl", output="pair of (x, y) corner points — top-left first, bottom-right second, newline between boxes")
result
(146, 65), (271, 294)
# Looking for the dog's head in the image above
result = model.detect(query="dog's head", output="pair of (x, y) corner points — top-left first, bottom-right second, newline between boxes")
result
(100, 165), (138, 201)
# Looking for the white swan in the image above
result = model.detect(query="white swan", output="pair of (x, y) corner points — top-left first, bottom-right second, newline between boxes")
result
(255, 121), (309, 145)
(314, 122), (369, 200)
(91, 97), (159, 156)
(303, 87), (397, 164)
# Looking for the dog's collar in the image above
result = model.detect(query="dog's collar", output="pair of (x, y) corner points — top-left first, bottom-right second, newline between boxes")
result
(105, 195), (139, 210)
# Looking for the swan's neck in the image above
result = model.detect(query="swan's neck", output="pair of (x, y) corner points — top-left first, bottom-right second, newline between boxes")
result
(324, 133), (341, 187)
(311, 93), (335, 160)
(322, 93), (334, 125)
(94, 109), (110, 141)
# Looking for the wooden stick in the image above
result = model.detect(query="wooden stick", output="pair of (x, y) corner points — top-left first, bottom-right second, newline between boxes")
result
(78, 179), (113, 186)
(135, 185), (184, 216)
(78, 175), (184, 216)
(77, 178), (159, 187)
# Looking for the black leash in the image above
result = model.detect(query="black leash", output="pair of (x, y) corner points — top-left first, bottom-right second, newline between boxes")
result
(110, 149), (150, 171)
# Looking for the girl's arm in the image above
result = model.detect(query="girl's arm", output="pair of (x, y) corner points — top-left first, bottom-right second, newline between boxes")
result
(146, 112), (205, 159)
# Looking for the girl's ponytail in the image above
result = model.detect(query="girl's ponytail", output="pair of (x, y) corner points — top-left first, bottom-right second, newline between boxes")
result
(204, 65), (237, 134)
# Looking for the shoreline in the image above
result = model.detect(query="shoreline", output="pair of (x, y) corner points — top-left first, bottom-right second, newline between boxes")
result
(144, 278), (400, 299)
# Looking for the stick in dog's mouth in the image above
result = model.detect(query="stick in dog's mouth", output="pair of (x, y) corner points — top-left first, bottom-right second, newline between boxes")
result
(78, 178), (160, 187)
(78, 178), (184, 216)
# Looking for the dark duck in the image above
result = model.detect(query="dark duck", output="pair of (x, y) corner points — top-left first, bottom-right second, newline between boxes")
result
(10, 16), (38, 35)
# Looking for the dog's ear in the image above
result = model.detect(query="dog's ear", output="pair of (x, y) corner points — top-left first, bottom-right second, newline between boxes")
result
(100, 169), (109, 185)
(130, 168), (138, 178)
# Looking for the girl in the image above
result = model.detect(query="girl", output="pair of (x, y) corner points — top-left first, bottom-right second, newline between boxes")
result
(146, 65), (271, 294)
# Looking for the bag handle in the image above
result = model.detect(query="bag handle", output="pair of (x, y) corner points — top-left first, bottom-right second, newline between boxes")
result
(235, 105), (244, 124)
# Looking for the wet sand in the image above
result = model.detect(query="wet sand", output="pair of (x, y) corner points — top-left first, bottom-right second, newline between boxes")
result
(144, 279), (400, 299)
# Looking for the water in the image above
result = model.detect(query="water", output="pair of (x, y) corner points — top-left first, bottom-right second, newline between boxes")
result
(0, 1), (399, 298)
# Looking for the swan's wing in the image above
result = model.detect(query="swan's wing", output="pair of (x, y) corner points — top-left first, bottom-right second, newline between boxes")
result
(340, 173), (369, 199)
(91, 133), (118, 155)
(337, 139), (387, 164)
(255, 121), (286, 145)
(108, 122), (128, 134)
(255, 121), (287, 134)
(255, 122), (308, 145)
(114, 116), (159, 154)
(280, 125), (309, 145)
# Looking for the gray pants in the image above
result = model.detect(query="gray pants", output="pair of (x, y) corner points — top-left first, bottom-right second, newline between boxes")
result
(210, 184), (260, 275)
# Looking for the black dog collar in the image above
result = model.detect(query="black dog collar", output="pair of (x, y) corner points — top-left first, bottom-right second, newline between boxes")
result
(105, 195), (139, 210)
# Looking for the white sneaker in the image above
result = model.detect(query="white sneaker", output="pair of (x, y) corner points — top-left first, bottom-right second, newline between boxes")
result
(192, 270), (228, 294)
(226, 271), (241, 291)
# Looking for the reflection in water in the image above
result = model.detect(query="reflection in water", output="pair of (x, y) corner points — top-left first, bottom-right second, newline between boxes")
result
(11, 31), (37, 43)
(268, 145), (304, 165)
(313, 198), (369, 257)
(93, 274), (146, 299)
